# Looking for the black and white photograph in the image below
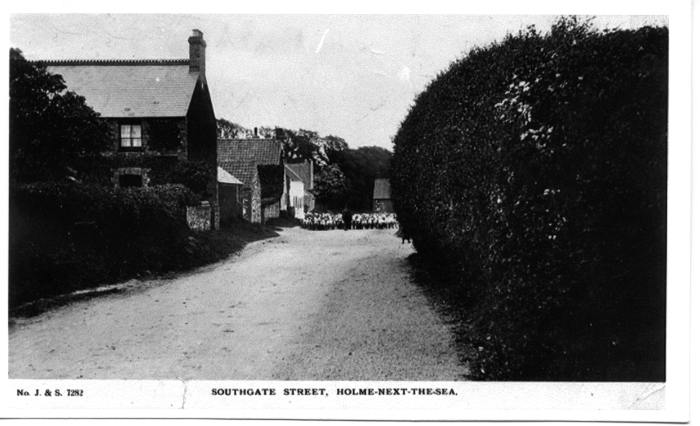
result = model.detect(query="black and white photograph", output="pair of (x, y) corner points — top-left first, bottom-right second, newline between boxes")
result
(1, 1), (694, 421)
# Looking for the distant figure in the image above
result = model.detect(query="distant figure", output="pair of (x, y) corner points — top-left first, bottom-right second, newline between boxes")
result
(398, 225), (411, 244)
(341, 207), (352, 231)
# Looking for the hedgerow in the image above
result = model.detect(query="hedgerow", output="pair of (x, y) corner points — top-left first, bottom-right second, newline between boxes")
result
(391, 18), (667, 380)
(9, 182), (202, 307)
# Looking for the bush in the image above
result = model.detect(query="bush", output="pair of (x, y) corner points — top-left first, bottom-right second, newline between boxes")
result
(76, 156), (212, 199)
(391, 18), (667, 380)
(9, 182), (201, 307)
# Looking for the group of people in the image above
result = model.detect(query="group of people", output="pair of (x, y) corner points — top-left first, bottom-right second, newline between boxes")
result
(301, 211), (398, 231)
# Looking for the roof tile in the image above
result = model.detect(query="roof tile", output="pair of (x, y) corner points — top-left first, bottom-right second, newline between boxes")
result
(217, 139), (282, 186)
(45, 62), (199, 117)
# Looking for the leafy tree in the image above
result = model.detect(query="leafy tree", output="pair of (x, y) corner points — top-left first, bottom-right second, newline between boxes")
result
(10, 48), (110, 183)
(311, 164), (348, 209)
(335, 146), (392, 210)
(216, 118), (247, 139)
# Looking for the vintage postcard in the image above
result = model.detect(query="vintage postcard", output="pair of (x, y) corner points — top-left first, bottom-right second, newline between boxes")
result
(1, 0), (693, 421)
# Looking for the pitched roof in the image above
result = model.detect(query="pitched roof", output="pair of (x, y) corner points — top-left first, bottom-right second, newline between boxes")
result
(284, 164), (304, 182)
(217, 166), (243, 185)
(285, 161), (313, 189)
(43, 59), (199, 118)
(373, 178), (392, 200)
(217, 138), (282, 186)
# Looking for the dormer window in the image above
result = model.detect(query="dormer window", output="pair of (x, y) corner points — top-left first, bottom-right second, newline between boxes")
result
(120, 124), (142, 149)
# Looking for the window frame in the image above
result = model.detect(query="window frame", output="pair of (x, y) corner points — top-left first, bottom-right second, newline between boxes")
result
(119, 123), (143, 150)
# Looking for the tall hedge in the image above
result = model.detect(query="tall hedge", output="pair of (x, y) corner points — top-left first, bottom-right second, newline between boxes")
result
(391, 18), (667, 380)
(9, 182), (200, 307)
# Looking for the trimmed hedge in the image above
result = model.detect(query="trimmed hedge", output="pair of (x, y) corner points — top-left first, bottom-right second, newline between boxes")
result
(391, 18), (667, 380)
(9, 182), (202, 307)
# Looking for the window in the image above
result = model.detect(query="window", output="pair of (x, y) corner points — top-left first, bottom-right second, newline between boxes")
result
(120, 124), (142, 149)
(119, 174), (143, 188)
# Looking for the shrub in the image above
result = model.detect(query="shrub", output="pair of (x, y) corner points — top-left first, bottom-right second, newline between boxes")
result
(163, 160), (213, 197)
(9, 182), (200, 307)
(391, 18), (667, 380)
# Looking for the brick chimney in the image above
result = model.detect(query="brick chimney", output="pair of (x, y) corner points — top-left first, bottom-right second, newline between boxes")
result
(188, 29), (206, 74)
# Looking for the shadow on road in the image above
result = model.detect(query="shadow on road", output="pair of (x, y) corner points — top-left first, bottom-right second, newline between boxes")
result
(10, 221), (282, 320)
(406, 252), (475, 380)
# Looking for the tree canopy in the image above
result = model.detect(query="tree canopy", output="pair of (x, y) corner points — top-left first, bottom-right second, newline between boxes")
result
(10, 48), (110, 183)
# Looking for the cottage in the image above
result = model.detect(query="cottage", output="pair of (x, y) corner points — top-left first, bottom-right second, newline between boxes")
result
(42, 29), (219, 229)
(372, 178), (394, 213)
(283, 164), (306, 219)
(218, 138), (284, 223)
(285, 160), (315, 219)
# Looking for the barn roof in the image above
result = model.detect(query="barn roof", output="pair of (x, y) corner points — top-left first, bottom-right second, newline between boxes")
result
(42, 59), (199, 118)
(217, 166), (243, 185)
(372, 178), (392, 200)
(217, 138), (282, 186)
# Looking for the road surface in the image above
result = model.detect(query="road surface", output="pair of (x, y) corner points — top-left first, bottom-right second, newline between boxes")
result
(9, 227), (466, 380)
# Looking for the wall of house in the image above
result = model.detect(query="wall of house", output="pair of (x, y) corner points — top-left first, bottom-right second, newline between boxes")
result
(289, 180), (305, 219)
(105, 118), (187, 156)
(304, 192), (315, 213)
(373, 199), (394, 213)
(219, 183), (242, 227)
(101, 118), (188, 187)
(187, 81), (219, 229)
(250, 173), (262, 224)
(262, 202), (280, 222)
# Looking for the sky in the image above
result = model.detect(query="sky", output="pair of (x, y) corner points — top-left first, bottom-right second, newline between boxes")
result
(10, 14), (666, 150)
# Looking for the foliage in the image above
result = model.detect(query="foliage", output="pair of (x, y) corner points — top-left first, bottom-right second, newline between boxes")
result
(9, 182), (199, 307)
(217, 118), (248, 139)
(274, 127), (349, 167)
(335, 146), (392, 211)
(311, 164), (349, 209)
(391, 18), (667, 380)
(164, 160), (213, 197)
(10, 48), (111, 182)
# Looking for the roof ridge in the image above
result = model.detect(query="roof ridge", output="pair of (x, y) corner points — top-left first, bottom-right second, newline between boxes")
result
(218, 138), (277, 142)
(37, 58), (190, 66)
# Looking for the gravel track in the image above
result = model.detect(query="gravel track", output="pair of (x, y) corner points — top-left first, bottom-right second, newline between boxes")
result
(9, 227), (466, 380)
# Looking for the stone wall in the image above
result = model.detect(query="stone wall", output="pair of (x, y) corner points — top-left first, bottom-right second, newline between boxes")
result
(262, 201), (280, 223)
(250, 173), (262, 224)
(186, 201), (212, 231)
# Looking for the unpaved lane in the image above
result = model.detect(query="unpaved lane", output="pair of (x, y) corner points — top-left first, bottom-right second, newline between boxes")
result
(9, 227), (466, 380)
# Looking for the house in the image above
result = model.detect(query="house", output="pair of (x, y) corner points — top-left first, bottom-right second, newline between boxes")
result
(41, 29), (219, 229)
(283, 164), (306, 219)
(217, 166), (244, 227)
(283, 161), (315, 218)
(217, 138), (284, 223)
(372, 178), (394, 213)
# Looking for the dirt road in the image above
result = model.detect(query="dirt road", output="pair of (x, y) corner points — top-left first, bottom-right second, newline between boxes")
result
(9, 227), (466, 380)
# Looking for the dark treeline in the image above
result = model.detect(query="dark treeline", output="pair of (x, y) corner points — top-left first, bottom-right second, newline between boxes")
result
(391, 18), (667, 380)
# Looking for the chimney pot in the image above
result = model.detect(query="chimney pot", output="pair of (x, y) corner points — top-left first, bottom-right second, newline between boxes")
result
(188, 29), (206, 74)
